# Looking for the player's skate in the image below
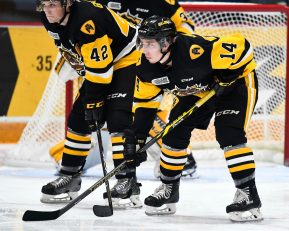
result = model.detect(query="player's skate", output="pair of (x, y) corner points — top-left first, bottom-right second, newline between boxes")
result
(181, 154), (197, 177)
(41, 174), (81, 203)
(103, 177), (142, 209)
(226, 183), (263, 222)
(144, 181), (179, 215)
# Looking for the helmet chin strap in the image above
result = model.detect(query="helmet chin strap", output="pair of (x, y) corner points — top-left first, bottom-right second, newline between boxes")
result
(58, 7), (70, 25)
(158, 46), (172, 66)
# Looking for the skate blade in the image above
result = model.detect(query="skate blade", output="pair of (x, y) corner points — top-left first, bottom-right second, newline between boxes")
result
(107, 196), (143, 210)
(181, 166), (197, 178)
(40, 192), (78, 204)
(145, 203), (176, 216)
(229, 208), (263, 222)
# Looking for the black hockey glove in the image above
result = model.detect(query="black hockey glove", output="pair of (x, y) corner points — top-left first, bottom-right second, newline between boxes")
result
(123, 129), (147, 168)
(84, 100), (105, 132)
(212, 79), (236, 96)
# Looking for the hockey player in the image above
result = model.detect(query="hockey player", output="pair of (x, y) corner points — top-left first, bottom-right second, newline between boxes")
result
(97, 0), (197, 178)
(49, 0), (196, 203)
(37, 0), (143, 207)
(123, 15), (263, 221)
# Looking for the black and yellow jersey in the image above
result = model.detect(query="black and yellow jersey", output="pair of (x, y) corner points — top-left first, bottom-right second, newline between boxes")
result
(134, 33), (256, 112)
(98, 0), (194, 34)
(41, 1), (137, 100)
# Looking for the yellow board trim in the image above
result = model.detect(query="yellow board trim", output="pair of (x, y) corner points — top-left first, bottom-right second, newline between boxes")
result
(7, 27), (58, 116)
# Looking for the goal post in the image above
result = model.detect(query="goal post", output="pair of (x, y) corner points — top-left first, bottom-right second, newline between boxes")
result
(6, 3), (289, 166)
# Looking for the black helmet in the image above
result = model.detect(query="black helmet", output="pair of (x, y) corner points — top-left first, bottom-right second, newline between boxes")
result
(138, 15), (177, 49)
(36, 0), (73, 12)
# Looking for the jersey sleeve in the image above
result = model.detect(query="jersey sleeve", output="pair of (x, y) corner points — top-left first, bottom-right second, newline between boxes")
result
(78, 2), (135, 100)
(75, 4), (114, 100)
(211, 33), (257, 82)
(132, 75), (163, 137)
(133, 76), (163, 113)
(170, 6), (195, 34)
(160, 0), (194, 34)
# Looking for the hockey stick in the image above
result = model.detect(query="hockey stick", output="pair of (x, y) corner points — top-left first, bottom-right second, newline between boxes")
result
(22, 161), (125, 221)
(22, 89), (214, 221)
(92, 124), (113, 217)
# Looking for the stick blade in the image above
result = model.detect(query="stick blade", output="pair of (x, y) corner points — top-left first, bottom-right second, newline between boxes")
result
(22, 209), (61, 221)
(92, 205), (113, 217)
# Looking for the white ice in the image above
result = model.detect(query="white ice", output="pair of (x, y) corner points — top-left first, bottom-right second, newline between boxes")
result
(0, 145), (289, 231)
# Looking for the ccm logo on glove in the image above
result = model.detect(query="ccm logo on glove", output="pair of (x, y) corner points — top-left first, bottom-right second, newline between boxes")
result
(86, 101), (104, 109)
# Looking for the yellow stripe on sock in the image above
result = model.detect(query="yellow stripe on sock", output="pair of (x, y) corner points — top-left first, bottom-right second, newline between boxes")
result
(229, 163), (255, 173)
(161, 147), (187, 157)
(67, 131), (91, 142)
(63, 148), (89, 156)
(160, 160), (184, 171)
(113, 153), (124, 159)
(111, 136), (124, 144)
(225, 147), (253, 158)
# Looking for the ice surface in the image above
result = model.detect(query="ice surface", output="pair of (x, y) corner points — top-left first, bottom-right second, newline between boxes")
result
(0, 146), (289, 231)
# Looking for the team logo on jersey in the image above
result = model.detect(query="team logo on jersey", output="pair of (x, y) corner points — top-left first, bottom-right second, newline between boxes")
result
(119, 9), (143, 25)
(107, 2), (121, 10)
(152, 76), (170, 85)
(189, 45), (204, 60)
(81, 20), (95, 35)
(171, 84), (209, 96)
(164, 0), (175, 5)
(48, 30), (60, 40)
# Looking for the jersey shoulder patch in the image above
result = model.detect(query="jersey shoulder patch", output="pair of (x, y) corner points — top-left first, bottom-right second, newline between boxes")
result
(80, 20), (96, 35)
(189, 45), (204, 60)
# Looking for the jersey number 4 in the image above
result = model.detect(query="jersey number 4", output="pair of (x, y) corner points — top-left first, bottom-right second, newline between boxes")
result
(220, 43), (237, 59)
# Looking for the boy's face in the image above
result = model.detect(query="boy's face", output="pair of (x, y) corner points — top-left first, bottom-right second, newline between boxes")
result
(41, 0), (66, 23)
(140, 39), (163, 64)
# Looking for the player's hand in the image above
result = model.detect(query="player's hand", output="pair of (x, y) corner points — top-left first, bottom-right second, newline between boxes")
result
(84, 100), (105, 132)
(123, 129), (147, 168)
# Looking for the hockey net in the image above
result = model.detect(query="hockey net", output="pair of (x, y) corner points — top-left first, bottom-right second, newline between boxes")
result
(6, 3), (289, 166)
